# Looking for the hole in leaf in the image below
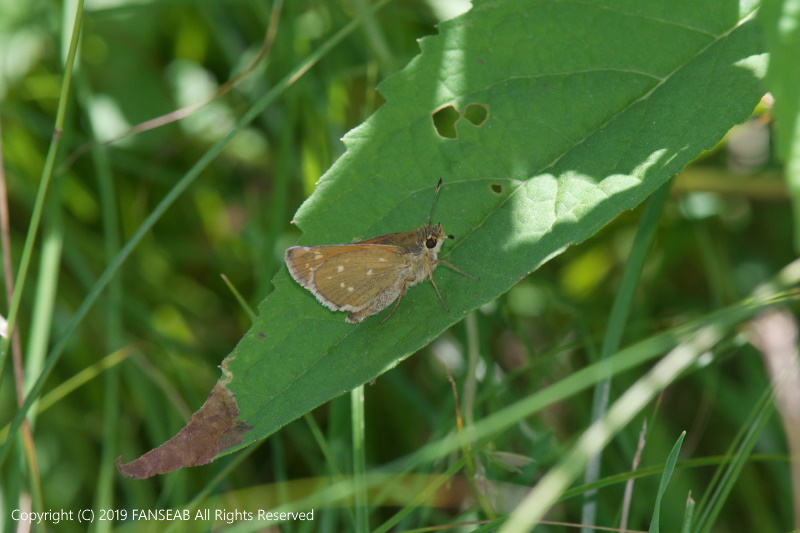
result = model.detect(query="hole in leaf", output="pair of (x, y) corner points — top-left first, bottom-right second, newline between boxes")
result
(432, 105), (459, 139)
(491, 183), (503, 194)
(464, 103), (488, 126)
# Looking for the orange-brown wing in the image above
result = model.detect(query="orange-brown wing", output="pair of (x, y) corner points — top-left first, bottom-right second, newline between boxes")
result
(357, 230), (419, 249)
(285, 245), (373, 288)
(286, 245), (407, 312)
(312, 247), (410, 310)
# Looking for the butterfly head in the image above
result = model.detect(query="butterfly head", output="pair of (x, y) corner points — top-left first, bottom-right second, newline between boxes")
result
(418, 223), (454, 254)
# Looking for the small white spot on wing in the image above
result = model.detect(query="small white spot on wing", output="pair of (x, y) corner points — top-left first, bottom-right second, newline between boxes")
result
(337, 265), (344, 272)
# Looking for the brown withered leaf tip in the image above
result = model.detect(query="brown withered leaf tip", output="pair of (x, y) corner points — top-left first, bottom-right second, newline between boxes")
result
(117, 359), (252, 479)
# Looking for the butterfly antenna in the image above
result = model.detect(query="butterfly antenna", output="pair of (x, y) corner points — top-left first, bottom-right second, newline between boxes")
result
(428, 178), (444, 225)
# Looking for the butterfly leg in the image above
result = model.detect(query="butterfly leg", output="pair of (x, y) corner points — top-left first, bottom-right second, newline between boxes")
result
(380, 277), (415, 324)
(428, 273), (450, 312)
(433, 259), (479, 280)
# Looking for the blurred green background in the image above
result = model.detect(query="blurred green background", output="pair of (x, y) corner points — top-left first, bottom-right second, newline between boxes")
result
(1, 0), (797, 531)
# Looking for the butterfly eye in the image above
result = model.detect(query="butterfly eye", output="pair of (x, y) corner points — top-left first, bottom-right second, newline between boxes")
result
(426, 237), (437, 249)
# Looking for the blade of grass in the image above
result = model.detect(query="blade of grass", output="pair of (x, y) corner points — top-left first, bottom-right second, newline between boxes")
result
(271, 433), (292, 533)
(304, 413), (347, 479)
(582, 178), (673, 531)
(620, 420), (648, 530)
(0, 98), (18, 372)
(692, 387), (769, 520)
(352, 385), (368, 533)
(221, 273), (257, 323)
(471, 518), (509, 532)
(75, 71), (125, 532)
(0, 0), (392, 468)
(693, 221), (735, 307)
(463, 312), (479, 428)
(649, 431), (686, 533)
(0, 112), (34, 533)
(261, 120), (294, 295)
(0, 0), (84, 382)
(23, 193), (63, 424)
(18, 189), (63, 517)
(693, 385), (775, 533)
(681, 492), (696, 533)
(463, 311), (498, 519)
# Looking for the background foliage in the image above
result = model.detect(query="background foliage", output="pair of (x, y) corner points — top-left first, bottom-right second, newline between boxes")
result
(0, 0), (798, 532)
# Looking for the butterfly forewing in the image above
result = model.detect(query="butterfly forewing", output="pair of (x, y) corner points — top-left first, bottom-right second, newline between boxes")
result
(286, 245), (408, 311)
(314, 247), (408, 308)
(285, 245), (376, 287)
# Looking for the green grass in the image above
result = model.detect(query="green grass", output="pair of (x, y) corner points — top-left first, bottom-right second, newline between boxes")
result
(1, 0), (799, 532)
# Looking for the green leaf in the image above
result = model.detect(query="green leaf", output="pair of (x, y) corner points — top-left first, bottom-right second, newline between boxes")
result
(760, 0), (800, 251)
(119, 0), (766, 476)
(650, 432), (686, 533)
(234, 0), (766, 446)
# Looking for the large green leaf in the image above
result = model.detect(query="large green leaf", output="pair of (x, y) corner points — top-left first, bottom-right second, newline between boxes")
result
(119, 0), (766, 477)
